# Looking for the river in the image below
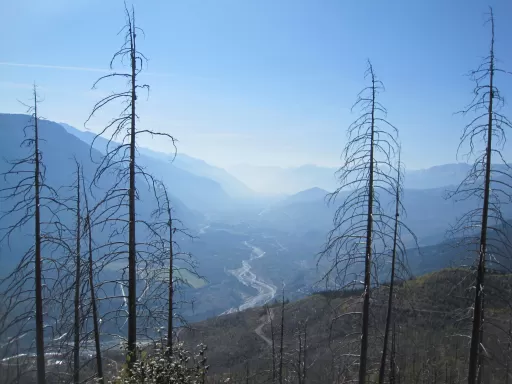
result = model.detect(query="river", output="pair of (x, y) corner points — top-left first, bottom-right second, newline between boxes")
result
(223, 241), (277, 314)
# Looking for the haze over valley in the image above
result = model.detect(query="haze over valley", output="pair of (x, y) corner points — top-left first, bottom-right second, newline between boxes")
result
(2, 114), (507, 324)
(1, 1), (512, 383)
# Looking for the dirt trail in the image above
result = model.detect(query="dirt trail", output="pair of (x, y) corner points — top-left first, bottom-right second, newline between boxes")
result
(254, 307), (274, 347)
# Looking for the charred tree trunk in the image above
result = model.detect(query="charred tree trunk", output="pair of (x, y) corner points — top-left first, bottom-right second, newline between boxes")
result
(33, 87), (46, 384)
(73, 165), (81, 384)
(379, 152), (402, 384)
(506, 320), (511, 384)
(267, 305), (276, 383)
(166, 207), (174, 351)
(468, 10), (494, 384)
(297, 328), (302, 384)
(83, 186), (104, 384)
(90, 225), (104, 381)
(303, 321), (308, 384)
(358, 63), (377, 384)
(86, 214), (104, 384)
(279, 287), (285, 384)
(127, 8), (138, 367)
(389, 322), (397, 384)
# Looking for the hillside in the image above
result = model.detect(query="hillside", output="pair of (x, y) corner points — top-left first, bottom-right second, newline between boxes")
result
(179, 269), (512, 383)
(60, 123), (255, 199)
(59, 122), (241, 213)
(0, 114), (201, 227)
(254, 184), (512, 246)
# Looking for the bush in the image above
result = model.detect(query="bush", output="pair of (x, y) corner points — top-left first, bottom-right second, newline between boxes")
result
(111, 343), (208, 384)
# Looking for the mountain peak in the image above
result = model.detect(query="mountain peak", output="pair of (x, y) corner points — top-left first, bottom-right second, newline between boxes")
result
(284, 187), (330, 204)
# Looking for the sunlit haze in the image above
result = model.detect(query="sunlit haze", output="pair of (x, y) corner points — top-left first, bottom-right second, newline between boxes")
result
(1, 0), (512, 171)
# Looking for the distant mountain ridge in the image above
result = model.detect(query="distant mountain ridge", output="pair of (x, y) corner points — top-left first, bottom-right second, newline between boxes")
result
(0, 113), (202, 269)
(228, 163), (338, 195)
(59, 123), (510, 198)
(254, 182), (512, 248)
(60, 123), (254, 200)
(58, 123), (256, 214)
(229, 162), (510, 195)
(282, 187), (329, 204)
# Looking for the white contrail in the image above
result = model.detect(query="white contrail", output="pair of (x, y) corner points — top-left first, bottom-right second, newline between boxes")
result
(0, 61), (110, 73)
(0, 61), (171, 77)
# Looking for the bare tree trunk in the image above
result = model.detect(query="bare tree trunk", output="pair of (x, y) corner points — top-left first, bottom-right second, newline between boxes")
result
(389, 322), (397, 384)
(468, 11), (495, 384)
(33, 86), (46, 384)
(16, 340), (21, 383)
(303, 321), (307, 384)
(358, 63), (376, 384)
(167, 208), (174, 351)
(267, 305), (276, 383)
(83, 188), (104, 384)
(477, 297), (485, 384)
(127, 9), (138, 367)
(73, 164), (81, 384)
(379, 152), (402, 384)
(279, 287), (285, 384)
(506, 320), (511, 384)
(296, 327), (302, 384)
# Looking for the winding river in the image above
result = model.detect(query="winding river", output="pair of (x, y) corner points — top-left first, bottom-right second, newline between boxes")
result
(223, 241), (277, 314)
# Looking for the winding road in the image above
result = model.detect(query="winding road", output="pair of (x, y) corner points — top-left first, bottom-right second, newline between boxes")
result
(254, 307), (274, 346)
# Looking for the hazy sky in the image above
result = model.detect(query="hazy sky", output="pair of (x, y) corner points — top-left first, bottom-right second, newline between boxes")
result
(1, 0), (512, 170)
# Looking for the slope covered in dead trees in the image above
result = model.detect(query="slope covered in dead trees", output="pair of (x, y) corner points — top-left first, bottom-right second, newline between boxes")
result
(179, 269), (512, 383)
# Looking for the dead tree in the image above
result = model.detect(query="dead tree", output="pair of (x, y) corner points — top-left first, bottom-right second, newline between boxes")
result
(73, 164), (82, 384)
(294, 319), (308, 384)
(389, 322), (397, 384)
(279, 287), (285, 384)
(32, 89), (46, 384)
(320, 61), (399, 383)
(166, 195), (175, 352)
(506, 320), (511, 384)
(378, 150), (414, 384)
(82, 180), (104, 384)
(266, 304), (277, 383)
(447, 8), (512, 384)
(303, 320), (308, 384)
(85, 4), (175, 367)
(31, 86), (46, 384)
(149, 181), (197, 353)
(0, 85), (59, 384)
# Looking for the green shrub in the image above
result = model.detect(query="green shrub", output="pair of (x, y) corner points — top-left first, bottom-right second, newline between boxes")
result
(111, 343), (208, 384)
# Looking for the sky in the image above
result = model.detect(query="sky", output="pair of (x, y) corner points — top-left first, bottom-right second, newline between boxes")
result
(1, 0), (512, 170)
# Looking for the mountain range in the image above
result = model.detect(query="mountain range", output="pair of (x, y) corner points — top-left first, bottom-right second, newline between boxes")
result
(228, 162), (485, 195)
(1, 113), (508, 321)
(3, 113), (505, 255)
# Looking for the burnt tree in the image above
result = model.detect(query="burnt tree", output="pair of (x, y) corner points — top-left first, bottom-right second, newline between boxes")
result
(321, 61), (400, 383)
(447, 8), (512, 384)
(85, 4), (175, 367)
(0, 86), (59, 384)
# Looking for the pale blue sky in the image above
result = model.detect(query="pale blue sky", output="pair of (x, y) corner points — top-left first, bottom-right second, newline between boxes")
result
(1, 0), (512, 169)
